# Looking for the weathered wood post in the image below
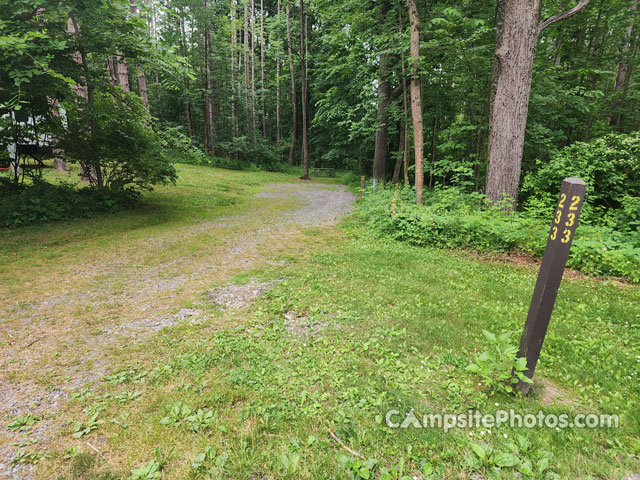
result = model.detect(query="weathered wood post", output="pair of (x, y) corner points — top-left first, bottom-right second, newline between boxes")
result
(361, 176), (365, 196)
(516, 177), (587, 394)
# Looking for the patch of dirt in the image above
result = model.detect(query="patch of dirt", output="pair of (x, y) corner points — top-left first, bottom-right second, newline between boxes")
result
(284, 310), (328, 337)
(468, 249), (633, 286)
(536, 378), (572, 406)
(209, 280), (278, 310)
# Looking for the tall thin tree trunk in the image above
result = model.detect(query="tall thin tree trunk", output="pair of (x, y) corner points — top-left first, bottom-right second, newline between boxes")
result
(287, 4), (296, 166)
(251, 0), (257, 143)
(129, 0), (149, 111)
(609, 0), (637, 128)
(244, 0), (253, 141)
(276, 0), (282, 145)
(204, 1), (215, 154)
(69, 15), (103, 187)
(260, 0), (266, 138)
(185, 99), (193, 138)
(299, 0), (309, 178)
(231, 0), (237, 137)
(179, 14), (193, 139)
(392, 121), (405, 183)
(429, 116), (437, 190)
(201, 31), (211, 154)
(399, 9), (409, 185)
(406, 0), (424, 203)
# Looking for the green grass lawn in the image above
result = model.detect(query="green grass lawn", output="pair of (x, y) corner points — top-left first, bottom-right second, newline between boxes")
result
(1, 165), (638, 479)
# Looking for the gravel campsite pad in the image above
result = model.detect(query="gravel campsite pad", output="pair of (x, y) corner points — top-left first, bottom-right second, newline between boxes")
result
(0, 180), (355, 480)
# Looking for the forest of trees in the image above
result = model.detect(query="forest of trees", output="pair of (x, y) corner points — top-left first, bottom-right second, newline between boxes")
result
(1, 0), (639, 208)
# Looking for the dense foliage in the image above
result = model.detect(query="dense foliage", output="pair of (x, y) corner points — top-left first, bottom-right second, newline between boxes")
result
(0, 0), (180, 219)
(355, 183), (640, 283)
(0, 178), (140, 228)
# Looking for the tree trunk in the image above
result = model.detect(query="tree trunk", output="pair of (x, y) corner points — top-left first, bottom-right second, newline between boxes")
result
(399, 9), (410, 186)
(406, 0), (424, 204)
(372, 0), (391, 187)
(244, 0), (253, 141)
(609, 0), (637, 128)
(201, 31), (211, 154)
(179, 14), (193, 139)
(116, 55), (130, 92)
(231, 0), (237, 137)
(392, 121), (405, 183)
(129, 0), (149, 111)
(429, 116), (437, 190)
(276, 0), (282, 145)
(69, 15), (103, 187)
(486, 0), (590, 207)
(287, 4), (297, 166)
(260, 0), (267, 138)
(136, 67), (149, 110)
(299, 0), (309, 178)
(251, 0), (257, 144)
(205, 1), (215, 154)
(486, 0), (540, 207)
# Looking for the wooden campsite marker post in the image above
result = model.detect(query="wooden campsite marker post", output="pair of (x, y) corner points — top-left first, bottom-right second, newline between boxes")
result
(516, 177), (587, 394)
(361, 176), (365, 196)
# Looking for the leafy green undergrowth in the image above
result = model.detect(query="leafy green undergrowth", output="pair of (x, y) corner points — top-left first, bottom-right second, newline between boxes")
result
(0, 178), (141, 229)
(355, 186), (640, 283)
(44, 224), (639, 479)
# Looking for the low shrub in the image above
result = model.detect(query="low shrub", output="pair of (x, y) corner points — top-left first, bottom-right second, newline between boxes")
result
(521, 132), (640, 221)
(0, 178), (140, 229)
(355, 186), (640, 283)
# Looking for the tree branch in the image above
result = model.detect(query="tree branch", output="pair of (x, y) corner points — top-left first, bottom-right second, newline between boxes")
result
(538, 0), (591, 35)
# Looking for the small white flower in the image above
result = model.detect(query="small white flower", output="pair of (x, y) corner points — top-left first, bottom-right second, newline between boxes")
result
(503, 433), (508, 438)
(469, 432), (473, 436)
(494, 403), (499, 407)
(480, 431), (485, 435)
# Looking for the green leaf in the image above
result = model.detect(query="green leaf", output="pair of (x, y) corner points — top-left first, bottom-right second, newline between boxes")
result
(494, 452), (520, 467)
(470, 443), (486, 461)
(482, 330), (497, 342)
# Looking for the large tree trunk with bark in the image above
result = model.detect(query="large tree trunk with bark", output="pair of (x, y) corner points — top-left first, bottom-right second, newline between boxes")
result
(372, 0), (391, 187)
(485, 0), (541, 207)
(406, 0), (424, 204)
(287, 4), (297, 166)
(299, 0), (309, 178)
(486, 0), (590, 207)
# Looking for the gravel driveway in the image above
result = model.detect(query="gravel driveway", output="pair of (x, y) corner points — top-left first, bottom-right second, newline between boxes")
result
(0, 182), (355, 480)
